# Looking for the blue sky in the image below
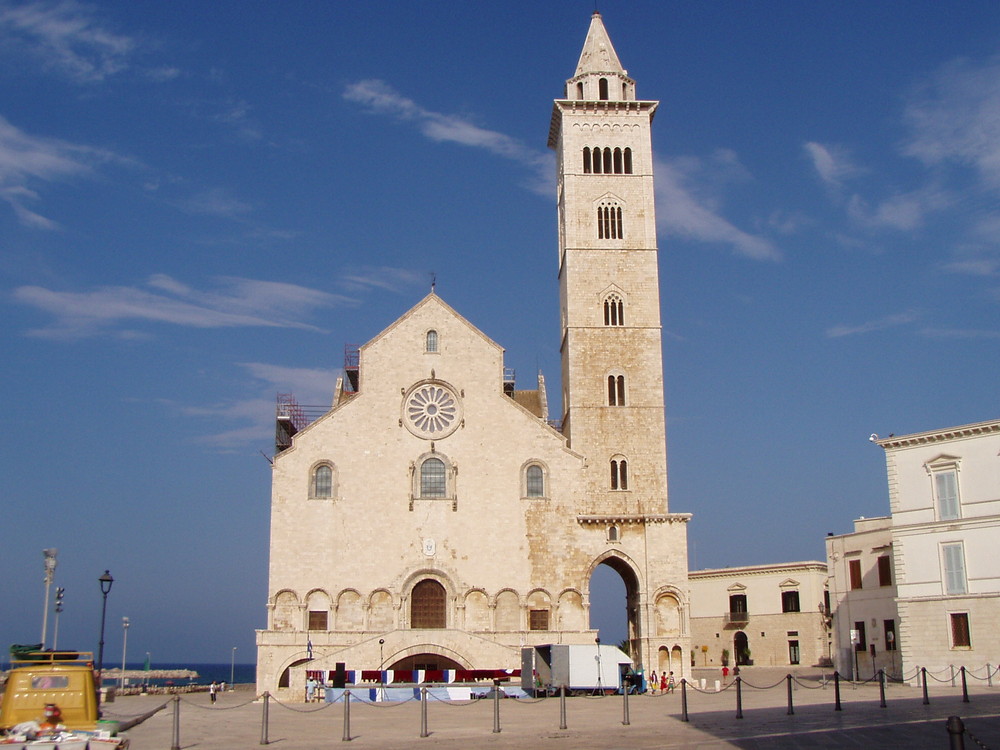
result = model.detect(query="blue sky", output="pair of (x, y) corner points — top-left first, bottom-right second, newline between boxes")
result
(2, 1), (998, 664)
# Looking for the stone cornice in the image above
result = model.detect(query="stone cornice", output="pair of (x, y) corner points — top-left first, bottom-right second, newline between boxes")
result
(690, 561), (828, 579)
(577, 513), (691, 525)
(877, 419), (1000, 449)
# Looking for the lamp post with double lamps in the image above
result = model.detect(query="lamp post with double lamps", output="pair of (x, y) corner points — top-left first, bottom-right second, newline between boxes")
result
(40, 548), (58, 648)
(96, 571), (114, 698)
(120, 617), (130, 690)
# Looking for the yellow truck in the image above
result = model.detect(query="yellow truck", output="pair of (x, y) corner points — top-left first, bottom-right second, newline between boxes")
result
(1, 650), (103, 733)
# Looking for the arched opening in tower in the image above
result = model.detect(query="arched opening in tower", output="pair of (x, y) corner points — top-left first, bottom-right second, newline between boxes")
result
(589, 558), (641, 659)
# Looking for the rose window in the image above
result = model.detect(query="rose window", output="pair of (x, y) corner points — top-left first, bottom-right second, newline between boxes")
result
(403, 382), (461, 439)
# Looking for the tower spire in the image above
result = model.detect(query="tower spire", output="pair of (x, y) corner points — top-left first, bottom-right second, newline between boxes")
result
(575, 11), (626, 77)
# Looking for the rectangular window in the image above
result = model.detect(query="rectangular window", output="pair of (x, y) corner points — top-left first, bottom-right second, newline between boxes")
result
(942, 543), (967, 595)
(950, 613), (971, 648)
(788, 640), (800, 665)
(781, 590), (800, 613)
(884, 619), (897, 651)
(529, 610), (549, 631)
(849, 559), (862, 590)
(935, 470), (960, 520)
(308, 611), (328, 631)
(877, 555), (892, 586)
(853, 621), (867, 652)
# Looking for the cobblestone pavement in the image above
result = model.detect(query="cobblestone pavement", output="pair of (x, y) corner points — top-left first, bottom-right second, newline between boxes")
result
(105, 675), (1000, 749)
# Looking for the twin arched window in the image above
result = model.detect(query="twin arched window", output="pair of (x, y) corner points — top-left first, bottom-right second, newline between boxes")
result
(611, 458), (629, 491)
(608, 375), (626, 406)
(583, 147), (633, 175)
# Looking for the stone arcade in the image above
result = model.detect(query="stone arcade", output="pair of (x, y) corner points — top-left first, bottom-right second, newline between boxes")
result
(256, 13), (692, 696)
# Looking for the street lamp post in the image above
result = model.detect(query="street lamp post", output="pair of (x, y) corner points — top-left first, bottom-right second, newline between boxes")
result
(52, 587), (65, 651)
(120, 617), (130, 690)
(97, 570), (114, 698)
(230, 647), (237, 690)
(40, 549), (58, 648)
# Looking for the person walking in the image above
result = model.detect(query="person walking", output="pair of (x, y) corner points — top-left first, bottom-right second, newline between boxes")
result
(649, 670), (658, 695)
(209, 681), (218, 704)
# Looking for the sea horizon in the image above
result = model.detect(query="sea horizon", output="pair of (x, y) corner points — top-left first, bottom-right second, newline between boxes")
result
(102, 662), (257, 686)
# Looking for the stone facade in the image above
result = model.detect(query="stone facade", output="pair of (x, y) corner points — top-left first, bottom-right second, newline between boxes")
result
(256, 13), (691, 697)
(825, 517), (900, 679)
(689, 563), (831, 670)
(876, 420), (1000, 681)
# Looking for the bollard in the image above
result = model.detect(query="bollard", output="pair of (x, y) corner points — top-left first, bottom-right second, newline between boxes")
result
(923, 667), (930, 705)
(559, 685), (567, 730)
(916, 665), (921, 688)
(622, 679), (630, 726)
(833, 671), (842, 711)
(951, 664), (956, 688)
(342, 689), (352, 742)
(961, 666), (969, 704)
(492, 680), (501, 734)
(735, 676), (743, 720)
(786, 674), (794, 715)
(879, 669), (886, 708)
(946, 715), (966, 750)
(988, 664), (993, 688)
(680, 679), (688, 723)
(420, 686), (428, 738)
(259, 691), (270, 746)
(170, 694), (180, 750)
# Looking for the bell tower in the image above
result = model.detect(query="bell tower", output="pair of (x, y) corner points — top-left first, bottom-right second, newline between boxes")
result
(549, 12), (668, 517)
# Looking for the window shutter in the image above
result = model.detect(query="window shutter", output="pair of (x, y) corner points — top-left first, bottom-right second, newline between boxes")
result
(943, 544), (966, 595)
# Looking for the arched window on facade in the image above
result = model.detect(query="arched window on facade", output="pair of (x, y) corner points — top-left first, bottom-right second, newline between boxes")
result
(577, 81), (584, 99)
(583, 147), (592, 174)
(607, 374), (625, 406)
(611, 458), (629, 490)
(599, 77), (609, 100)
(624, 148), (633, 174)
(608, 525), (620, 542)
(525, 464), (545, 497)
(603, 147), (613, 174)
(604, 293), (624, 326)
(411, 579), (446, 629)
(425, 329), (438, 353)
(312, 464), (333, 498)
(598, 201), (624, 240)
(614, 148), (623, 174)
(420, 458), (447, 497)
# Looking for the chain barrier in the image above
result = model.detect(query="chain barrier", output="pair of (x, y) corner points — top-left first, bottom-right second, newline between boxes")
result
(101, 700), (169, 730)
(790, 676), (826, 690)
(177, 694), (260, 710)
(269, 696), (336, 713)
(739, 676), (788, 690)
(964, 721), (994, 750)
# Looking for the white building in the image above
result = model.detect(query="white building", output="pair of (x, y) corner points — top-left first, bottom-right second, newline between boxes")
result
(876, 419), (1000, 680)
(256, 13), (693, 697)
(825, 517), (900, 679)
(689, 562), (830, 669)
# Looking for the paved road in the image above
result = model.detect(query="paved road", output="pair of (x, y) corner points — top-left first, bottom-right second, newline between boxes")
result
(105, 675), (1000, 749)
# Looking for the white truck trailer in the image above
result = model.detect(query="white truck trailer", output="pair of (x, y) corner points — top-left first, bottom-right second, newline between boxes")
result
(521, 644), (632, 695)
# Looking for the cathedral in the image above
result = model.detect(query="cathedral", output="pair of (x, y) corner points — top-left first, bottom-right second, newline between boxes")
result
(256, 12), (692, 696)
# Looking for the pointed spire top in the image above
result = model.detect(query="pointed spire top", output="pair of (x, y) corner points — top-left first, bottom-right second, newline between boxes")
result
(575, 11), (626, 77)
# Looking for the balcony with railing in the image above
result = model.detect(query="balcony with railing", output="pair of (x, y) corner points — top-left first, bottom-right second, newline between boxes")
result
(724, 610), (750, 626)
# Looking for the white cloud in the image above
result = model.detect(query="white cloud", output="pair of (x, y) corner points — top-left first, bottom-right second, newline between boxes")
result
(13, 274), (355, 338)
(344, 79), (552, 194)
(338, 266), (427, 294)
(846, 186), (951, 231)
(654, 157), (780, 261)
(826, 310), (920, 338)
(0, 0), (134, 82)
(903, 55), (1000, 192)
(803, 141), (863, 187)
(0, 113), (117, 228)
(919, 327), (1000, 339)
(942, 259), (998, 277)
(176, 187), (252, 217)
